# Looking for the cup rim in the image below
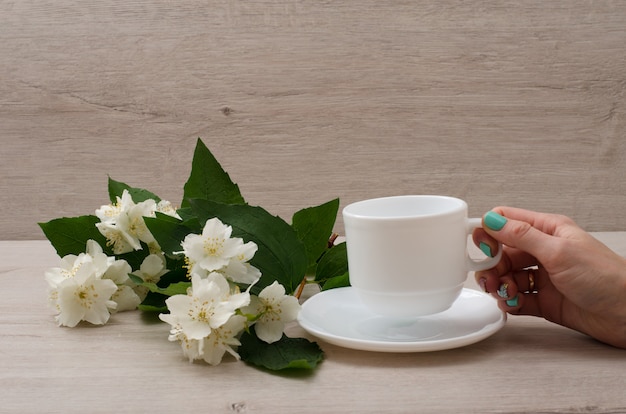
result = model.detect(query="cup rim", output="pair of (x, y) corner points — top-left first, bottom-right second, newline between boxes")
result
(342, 195), (467, 220)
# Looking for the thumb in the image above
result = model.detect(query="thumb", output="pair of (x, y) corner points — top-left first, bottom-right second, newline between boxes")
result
(483, 210), (556, 259)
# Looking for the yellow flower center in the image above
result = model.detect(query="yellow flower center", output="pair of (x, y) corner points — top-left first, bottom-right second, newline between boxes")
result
(189, 299), (214, 323)
(203, 237), (224, 257)
(75, 284), (97, 309)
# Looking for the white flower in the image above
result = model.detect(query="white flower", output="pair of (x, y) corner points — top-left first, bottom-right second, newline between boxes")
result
(159, 313), (246, 365)
(133, 254), (168, 284)
(110, 285), (141, 312)
(181, 217), (260, 285)
(222, 242), (262, 285)
(53, 261), (118, 327)
(156, 200), (180, 218)
(159, 272), (250, 365)
(96, 193), (156, 253)
(159, 313), (203, 362)
(167, 273), (249, 339)
(96, 189), (133, 223)
(95, 221), (137, 255)
(95, 189), (179, 254)
(85, 239), (116, 275)
(45, 253), (90, 287)
(102, 258), (132, 285)
(181, 218), (244, 273)
(45, 240), (114, 288)
(45, 240), (141, 325)
(130, 253), (168, 301)
(103, 259), (141, 312)
(202, 314), (247, 365)
(45, 241), (113, 314)
(244, 281), (301, 344)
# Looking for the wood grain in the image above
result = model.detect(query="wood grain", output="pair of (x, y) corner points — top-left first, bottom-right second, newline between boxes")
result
(2, 1), (626, 239)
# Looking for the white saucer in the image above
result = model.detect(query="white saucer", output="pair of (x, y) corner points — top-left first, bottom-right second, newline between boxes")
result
(297, 287), (506, 352)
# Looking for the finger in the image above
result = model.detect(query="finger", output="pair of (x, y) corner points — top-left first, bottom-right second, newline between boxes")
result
(474, 252), (511, 284)
(499, 266), (552, 318)
(498, 292), (523, 313)
(504, 248), (539, 273)
(475, 269), (519, 301)
(510, 268), (542, 293)
(471, 228), (500, 259)
(493, 275), (518, 301)
(490, 206), (574, 236)
(503, 293), (542, 318)
(474, 268), (495, 292)
(482, 209), (560, 261)
(473, 246), (536, 284)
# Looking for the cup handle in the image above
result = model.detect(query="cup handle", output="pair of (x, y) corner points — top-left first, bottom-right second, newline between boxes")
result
(465, 218), (503, 272)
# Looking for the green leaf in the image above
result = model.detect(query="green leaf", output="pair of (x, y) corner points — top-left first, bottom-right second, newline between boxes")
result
(321, 272), (350, 291)
(291, 198), (340, 273)
(108, 177), (161, 203)
(188, 199), (308, 294)
(144, 215), (196, 257)
(239, 328), (324, 371)
(137, 291), (169, 313)
(314, 242), (349, 289)
(138, 304), (168, 312)
(174, 207), (196, 222)
(159, 258), (191, 285)
(39, 215), (110, 257)
(129, 274), (190, 296)
(181, 139), (245, 207)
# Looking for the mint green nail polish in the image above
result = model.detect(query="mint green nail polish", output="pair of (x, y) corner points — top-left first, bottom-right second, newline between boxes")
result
(479, 242), (493, 258)
(506, 296), (519, 307)
(484, 211), (507, 231)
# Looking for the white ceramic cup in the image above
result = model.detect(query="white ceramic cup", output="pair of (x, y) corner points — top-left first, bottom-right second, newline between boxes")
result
(342, 195), (502, 318)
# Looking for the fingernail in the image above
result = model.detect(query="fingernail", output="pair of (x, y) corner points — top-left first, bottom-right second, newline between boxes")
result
(479, 242), (493, 258)
(506, 295), (519, 307)
(478, 278), (487, 292)
(484, 211), (507, 231)
(497, 283), (509, 299)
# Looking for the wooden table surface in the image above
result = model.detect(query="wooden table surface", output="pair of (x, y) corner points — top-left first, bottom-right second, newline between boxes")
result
(1, 236), (625, 414)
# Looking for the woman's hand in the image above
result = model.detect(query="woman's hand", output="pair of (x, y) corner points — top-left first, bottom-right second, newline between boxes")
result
(473, 206), (626, 349)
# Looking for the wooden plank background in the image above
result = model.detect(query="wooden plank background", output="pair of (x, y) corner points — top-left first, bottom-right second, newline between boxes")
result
(2, 0), (625, 239)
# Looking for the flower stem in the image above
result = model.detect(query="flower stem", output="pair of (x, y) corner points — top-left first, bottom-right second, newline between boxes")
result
(294, 277), (307, 300)
(327, 233), (339, 248)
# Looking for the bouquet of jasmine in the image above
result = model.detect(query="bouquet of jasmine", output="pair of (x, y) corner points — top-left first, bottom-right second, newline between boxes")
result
(40, 139), (349, 371)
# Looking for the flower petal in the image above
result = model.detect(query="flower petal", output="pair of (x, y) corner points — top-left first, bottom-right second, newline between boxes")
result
(254, 319), (285, 344)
